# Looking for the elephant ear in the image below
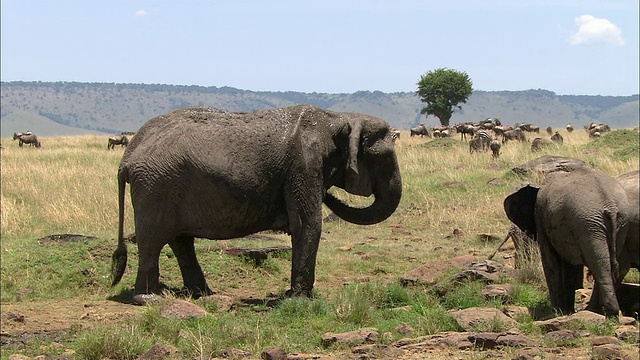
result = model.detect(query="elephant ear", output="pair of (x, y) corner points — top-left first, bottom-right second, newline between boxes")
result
(344, 120), (373, 196)
(503, 184), (539, 237)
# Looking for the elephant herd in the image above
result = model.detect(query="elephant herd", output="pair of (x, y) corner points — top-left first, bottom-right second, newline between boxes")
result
(108, 105), (637, 319)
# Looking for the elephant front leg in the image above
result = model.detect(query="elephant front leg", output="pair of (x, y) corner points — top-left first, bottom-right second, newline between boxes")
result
(168, 236), (213, 298)
(287, 216), (322, 298)
(287, 229), (321, 297)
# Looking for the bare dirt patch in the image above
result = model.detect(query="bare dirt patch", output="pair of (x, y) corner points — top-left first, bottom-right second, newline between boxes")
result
(1, 299), (140, 335)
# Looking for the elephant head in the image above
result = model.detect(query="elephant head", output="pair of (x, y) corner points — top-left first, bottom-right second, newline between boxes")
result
(323, 113), (402, 226)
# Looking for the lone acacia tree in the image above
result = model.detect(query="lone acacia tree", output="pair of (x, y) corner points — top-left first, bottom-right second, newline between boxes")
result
(416, 68), (473, 127)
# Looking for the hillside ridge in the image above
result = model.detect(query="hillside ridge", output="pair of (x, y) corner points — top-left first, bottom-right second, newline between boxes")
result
(1, 81), (638, 137)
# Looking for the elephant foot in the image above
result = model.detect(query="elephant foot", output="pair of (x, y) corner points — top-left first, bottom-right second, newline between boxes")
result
(285, 288), (313, 298)
(180, 285), (214, 300)
(132, 293), (163, 306)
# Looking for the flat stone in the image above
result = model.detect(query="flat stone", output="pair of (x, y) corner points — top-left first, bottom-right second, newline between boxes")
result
(159, 299), (207, 320)
(322, 328), (378, 347)
(449, 307), (518, 332)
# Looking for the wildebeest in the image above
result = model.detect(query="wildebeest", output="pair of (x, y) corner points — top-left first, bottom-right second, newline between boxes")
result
(531, 137), (552, 152)
(12, 132), (42, 148)
(410, 124), (430, 138)
(546, 126), (553, 135)
(551, 131), (564, 144)
(566, 124), (574, 133)
(390, 129), (401, 142)
(454, 123), (478, 141)
(489, 139), (501, 159)
(502, 129), (526, 144)
(108, 135), (129, 150)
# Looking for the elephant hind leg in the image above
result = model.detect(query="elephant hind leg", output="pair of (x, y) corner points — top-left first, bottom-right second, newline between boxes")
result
(538, 231), (581, 314)
(168, 236), (212, 298)
(134, 241), (164, 295)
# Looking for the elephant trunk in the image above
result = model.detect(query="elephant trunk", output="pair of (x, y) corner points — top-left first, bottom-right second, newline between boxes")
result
(324, 168), (402, 225)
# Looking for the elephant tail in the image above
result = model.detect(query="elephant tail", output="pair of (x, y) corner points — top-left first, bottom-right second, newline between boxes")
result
(111, 168), (128, 286)
(604, 209), (620, 281)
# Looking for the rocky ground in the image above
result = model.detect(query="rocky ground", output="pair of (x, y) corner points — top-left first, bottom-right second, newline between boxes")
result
(1, 252), (638, 360)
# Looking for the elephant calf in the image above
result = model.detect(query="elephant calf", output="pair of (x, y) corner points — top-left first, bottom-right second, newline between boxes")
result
(504, 167), (635, 318)
(111, 105), (402, 302)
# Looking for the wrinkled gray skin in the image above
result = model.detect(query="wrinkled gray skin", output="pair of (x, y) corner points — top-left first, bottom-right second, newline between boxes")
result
(504, 167), (631, 317)
(615, 170), (639, 288)
(112, 105), (402, 299)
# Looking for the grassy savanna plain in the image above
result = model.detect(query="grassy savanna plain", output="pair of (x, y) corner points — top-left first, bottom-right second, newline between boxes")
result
(1, 128), (638, 359)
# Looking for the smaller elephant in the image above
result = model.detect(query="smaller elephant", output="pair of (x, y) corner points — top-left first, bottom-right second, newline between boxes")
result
(504, 167), (632, 317)
(108, 135), (129, 150)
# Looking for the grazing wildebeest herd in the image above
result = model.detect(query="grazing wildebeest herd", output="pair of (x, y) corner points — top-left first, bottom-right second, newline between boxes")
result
(398, 119), (617, 162)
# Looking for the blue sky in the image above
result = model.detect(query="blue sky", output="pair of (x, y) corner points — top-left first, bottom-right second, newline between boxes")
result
(1, 1), (638, 95)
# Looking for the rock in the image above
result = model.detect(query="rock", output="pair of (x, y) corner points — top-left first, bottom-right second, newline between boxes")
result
(468, 332), (536, 349)
(159, 299), (207, 320)
(512, 155), (584, 177)
(503, 306), (530, 320)
(261, 347), (287, 360)
(534, 311), (636, 332)
(591, 336), (619, 346)
(512, 347), (544, 360)
(482, 284), (514, 303)
(393, 331), (473, 350)
(543, 330), (581, 345)
(218, 348), (253, 359)
(351, 344), (403, 358)
(476, 233), (501, 242)
(200, 293), (234, 312)
(592, 343), (636, 360)
(449, 307), (518, 332)
(615, 325), (639, 342)
(138, 343), (179, 360)
(395, 322), (414, 335)
(8, 355), (31, 360)
(400, 255), (477, 286)
(322, 328), (378, 347)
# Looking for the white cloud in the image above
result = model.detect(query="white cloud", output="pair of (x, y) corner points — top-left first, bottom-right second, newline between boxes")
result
(134, 9), (150, 17)
(570, 14), (624, 46)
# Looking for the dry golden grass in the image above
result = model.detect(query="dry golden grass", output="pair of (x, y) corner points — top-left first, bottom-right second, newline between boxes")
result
(1, 135), (134, 238)
(1, 128), (638, 359)
(0, 128), (637, 291)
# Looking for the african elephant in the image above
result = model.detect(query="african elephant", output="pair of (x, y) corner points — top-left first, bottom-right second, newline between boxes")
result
(111, 105), (402, 301)
(503, 167), (631, 317)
